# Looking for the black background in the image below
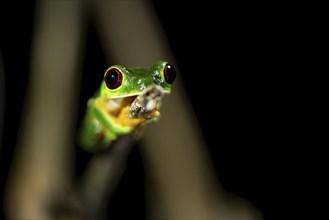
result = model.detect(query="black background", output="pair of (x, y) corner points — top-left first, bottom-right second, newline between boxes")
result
(0, 1), (312, 220)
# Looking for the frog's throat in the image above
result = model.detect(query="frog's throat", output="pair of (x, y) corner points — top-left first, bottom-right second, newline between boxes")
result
(99, 86), (164, 128)
(94, 96), (144, 129)
(106, 96), (136, 114)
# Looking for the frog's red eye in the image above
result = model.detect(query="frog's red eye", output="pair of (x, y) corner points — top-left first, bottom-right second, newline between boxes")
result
(104, 68), (123, 89)
(164, 63), (176, 84)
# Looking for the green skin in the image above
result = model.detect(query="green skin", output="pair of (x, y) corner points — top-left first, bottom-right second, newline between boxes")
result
(78, 60), (173, 152)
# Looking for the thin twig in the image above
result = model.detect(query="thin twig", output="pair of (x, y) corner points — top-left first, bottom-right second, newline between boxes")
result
(54, 135), (136, 220)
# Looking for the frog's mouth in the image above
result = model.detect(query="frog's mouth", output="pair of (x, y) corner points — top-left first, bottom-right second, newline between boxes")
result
(105, 86), (165, 127)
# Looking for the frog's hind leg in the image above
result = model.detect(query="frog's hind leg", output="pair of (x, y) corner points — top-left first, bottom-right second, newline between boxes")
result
(77, 112), (116, 152)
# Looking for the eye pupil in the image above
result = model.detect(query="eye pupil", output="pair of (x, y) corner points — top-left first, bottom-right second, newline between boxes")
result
(104, 68), (123, 89)
(164, 63), (176, 84)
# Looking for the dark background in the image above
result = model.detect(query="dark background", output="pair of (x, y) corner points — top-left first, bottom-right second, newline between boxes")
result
(0, 1), (309, 220)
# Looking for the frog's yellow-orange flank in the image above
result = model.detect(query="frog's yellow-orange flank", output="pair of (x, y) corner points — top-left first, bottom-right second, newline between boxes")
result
(78, 60), (176, 152)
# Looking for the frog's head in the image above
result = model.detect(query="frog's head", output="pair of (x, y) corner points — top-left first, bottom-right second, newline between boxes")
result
(99, 60), (176, 119)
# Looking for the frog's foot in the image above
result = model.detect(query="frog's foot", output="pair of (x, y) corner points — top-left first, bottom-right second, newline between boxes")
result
(128, 85), (164, 118)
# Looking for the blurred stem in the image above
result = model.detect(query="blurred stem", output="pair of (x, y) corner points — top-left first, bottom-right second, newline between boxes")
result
(4, 1), (84, 219)
(77, 135), (135, 220)
(53, 135), (136, 220)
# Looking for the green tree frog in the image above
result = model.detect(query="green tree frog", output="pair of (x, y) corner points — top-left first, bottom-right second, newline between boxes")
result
(78, 60), (176, 152)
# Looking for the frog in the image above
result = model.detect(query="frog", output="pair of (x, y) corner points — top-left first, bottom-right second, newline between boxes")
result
(77, 60), (176, 152)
